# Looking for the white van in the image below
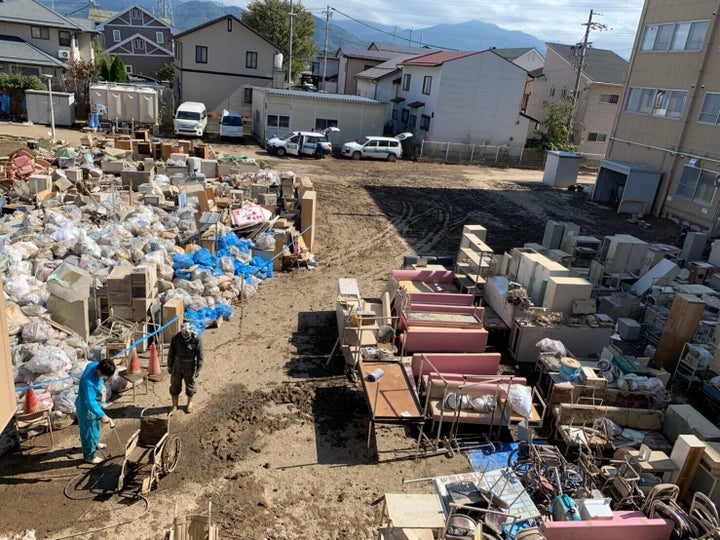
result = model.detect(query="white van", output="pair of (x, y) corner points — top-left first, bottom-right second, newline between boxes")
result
(219, 110), (244, 140)
(174, 101), (207, 138)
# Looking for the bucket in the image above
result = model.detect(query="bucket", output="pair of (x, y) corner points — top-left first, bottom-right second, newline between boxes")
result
(559, 357), (581, 381)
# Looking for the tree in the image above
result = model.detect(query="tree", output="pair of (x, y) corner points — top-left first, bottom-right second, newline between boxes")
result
(536, 98), (576, 151)
(242, 0), (317, 83)
(155, 62), (175, 87)
(109, 55), (129, 83)
(98, 56), (111, 81)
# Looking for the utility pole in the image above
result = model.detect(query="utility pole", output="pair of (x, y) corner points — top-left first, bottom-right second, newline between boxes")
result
(322, 5), (331, 92)
(287, 0), (296, 85)
(569, 9), (607, 141)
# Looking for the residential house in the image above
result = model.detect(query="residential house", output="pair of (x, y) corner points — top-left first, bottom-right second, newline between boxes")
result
(494, 47), (545, 72)
(97, 5), (173, 79)
(355, 53), (421, 131)
(0, 0), (96, 77)
(250, 87), (384, 147)
(310, 50), (339, 93)
(173, 15), (282, 117)
(602, 0), (720, 233)
(393, 50), (530, 148)
(336, 43), (431, 96)
(525, 43), (628, 158)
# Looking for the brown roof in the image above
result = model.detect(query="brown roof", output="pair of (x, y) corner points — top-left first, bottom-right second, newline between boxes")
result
(399, 50), (479, 67)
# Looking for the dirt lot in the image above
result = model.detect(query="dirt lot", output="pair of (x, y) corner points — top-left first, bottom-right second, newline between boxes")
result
(0, 129), (683, 539)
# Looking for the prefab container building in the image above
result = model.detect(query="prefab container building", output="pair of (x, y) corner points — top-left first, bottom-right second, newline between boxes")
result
(250, 87), (386, 148)
(89, 83), (160, 125)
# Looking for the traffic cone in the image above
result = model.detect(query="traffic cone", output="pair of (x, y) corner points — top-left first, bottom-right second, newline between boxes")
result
(23, 384), (38, 414)
(128, 348), (141, 374)
(147, 342), (161, 379)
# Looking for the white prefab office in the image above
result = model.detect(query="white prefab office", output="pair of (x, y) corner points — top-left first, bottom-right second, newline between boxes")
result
(250, 88), (385, 147)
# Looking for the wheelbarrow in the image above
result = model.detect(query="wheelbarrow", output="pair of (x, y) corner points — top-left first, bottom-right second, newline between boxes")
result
(117, 408), (181, 494)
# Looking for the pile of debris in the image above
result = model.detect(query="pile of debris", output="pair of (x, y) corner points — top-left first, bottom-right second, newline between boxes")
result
(0, 132), (318, 454)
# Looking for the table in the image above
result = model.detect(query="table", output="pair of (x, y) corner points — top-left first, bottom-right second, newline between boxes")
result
(378, 493), (446, 536)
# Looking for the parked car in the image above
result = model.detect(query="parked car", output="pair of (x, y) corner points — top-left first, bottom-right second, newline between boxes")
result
(266, 127), (339, 158)
(341, 133), (413, 161)
(219, 109), (244, 141)
(174, 101), (207, 138)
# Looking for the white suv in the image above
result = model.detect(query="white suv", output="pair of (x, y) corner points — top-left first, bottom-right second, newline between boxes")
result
(266, 128), (339, 158)
(341, 133), (413, 162)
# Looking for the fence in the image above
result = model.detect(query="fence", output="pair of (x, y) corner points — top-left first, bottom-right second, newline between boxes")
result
(416, 140), (603, 169)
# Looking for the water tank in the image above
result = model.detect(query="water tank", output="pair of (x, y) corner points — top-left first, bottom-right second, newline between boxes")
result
(273, 53), (283, 70)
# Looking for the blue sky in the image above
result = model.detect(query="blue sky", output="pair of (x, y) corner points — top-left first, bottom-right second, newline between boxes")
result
(234, 0), (645, 58)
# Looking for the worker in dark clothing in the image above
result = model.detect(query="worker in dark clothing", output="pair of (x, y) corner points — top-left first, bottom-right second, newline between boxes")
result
(168, 323), (204, 413)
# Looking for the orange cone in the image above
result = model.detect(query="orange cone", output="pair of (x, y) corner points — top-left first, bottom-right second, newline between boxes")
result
(128, 348), (141, 374)
(147, 343), (161, 377)
(23, 384), (38, 414)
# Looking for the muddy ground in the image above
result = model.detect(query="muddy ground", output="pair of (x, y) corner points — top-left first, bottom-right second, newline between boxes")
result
(0, 129), (683, 540)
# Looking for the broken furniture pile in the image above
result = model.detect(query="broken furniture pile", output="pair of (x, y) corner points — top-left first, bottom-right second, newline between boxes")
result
(0, 134), (318, 455)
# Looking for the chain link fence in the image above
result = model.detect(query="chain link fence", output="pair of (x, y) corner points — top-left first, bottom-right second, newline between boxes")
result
(414, 140), (603, 169)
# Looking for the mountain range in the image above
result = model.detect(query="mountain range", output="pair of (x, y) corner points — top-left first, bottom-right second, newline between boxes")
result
(46, 0), (547, 56)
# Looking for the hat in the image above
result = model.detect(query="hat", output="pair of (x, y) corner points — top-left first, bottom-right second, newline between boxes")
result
(181, 323), (193, 337)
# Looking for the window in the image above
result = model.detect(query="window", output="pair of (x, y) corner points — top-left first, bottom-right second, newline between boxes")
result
(113, 30), (121, 43)
(58, 31), (71, 47)
(402, 74), (411, 91)
(131, 8), (141, 21)
(195, 46), (208, 64)
(600, 93), (619, 104)
(126, 65), (133, 74)
(243, 87), (253, 104)
(561, 89), (567, 98)
(156, 32), (164, 44)
(31, 26), (49, 40)
(549, 87), (556, 97)
(409, 114), (417, 128)
(246, 51), (257, 69)
(640, 20), (709, 52)
(227, 17), (232, 32)
(315, 118), (338, 130)
(392, 109), (398, 120)
(267, 114), (290, 128)
(133, 38), (145, 51)
(676, 165), (717, 204)
(401, 109), (409, 122)
(625, 87), (687, 119)
(420, 114), (430, 130)
(587, 132), (607, 142)
(422, 75), (432, 95)
(699, 92), (720, 124)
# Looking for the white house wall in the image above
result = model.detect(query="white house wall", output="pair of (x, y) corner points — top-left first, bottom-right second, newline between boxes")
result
(431, 53), (528, 146)
(357, 78), (395, 128)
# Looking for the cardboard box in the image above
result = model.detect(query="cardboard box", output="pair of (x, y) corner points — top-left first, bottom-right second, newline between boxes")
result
(130, 265), (157, 297)
(47, 294), (90, 342)
(162, 298), (184, 342)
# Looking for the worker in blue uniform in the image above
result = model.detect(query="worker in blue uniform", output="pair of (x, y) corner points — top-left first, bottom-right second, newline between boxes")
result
(75, 359), (116, 464)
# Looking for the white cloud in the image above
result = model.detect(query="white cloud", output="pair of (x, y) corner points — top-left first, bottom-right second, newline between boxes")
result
(227, 0), (644, 56)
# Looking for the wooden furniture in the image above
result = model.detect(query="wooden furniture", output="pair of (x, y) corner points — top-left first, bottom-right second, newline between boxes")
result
(376, 493), (445, 540)
(654, 294), (706, 372)
(14, 408), (54, 452)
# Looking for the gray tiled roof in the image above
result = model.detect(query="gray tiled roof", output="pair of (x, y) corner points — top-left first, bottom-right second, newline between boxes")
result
(256, 88), (384, 105)
(355, 54), (420, 81)
(494, 47), (535, 61)
(0, 0), (85, 30)
(336, 48), (400, 61)
(0, 35), (65, 67)
(546, 42), (628, 84)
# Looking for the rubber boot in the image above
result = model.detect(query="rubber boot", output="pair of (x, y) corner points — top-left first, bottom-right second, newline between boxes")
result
(186, 395), (194, 413)
(170, 395), (178, 413)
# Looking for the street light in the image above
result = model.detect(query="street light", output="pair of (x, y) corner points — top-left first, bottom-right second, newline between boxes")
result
(40, 74), (55, 143)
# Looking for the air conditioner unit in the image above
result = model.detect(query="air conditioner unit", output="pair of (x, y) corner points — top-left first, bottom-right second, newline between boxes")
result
(58, 50), (70, 60)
